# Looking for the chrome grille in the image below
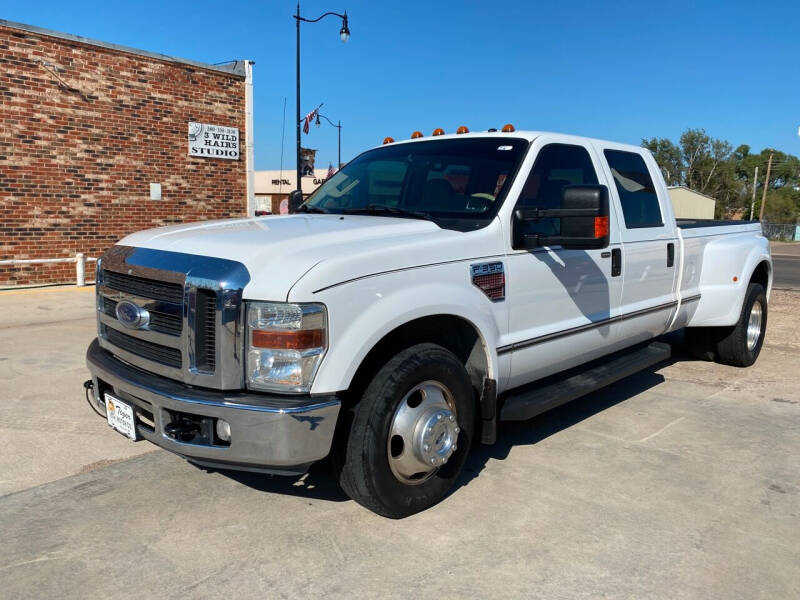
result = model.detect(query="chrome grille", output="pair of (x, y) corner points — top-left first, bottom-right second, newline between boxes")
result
(103, 270), (184, 303)
(104, 327), (182, 368)
(194, 289), (217, 371)
(95, 245), (249, 389)
(101, 296), (182, 336)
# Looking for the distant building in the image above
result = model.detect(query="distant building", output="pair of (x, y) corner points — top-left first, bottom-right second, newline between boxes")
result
(254, 169), (331, 214)
(668, 186), (716, 219)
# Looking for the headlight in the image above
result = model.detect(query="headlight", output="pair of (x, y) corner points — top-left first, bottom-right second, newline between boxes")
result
(245, 301), (327, 393)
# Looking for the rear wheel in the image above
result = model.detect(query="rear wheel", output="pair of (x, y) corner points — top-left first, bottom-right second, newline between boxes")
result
(715, 283), (767, 367)
(336, 343), (475, 518)
(683, 283), (767, 367)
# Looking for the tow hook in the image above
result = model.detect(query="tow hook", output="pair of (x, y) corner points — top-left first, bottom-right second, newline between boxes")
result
(164, 417), (202, 443)
(83, 379), (106, 418)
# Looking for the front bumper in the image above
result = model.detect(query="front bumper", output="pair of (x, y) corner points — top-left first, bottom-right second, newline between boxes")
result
(86, 339), (341, 475)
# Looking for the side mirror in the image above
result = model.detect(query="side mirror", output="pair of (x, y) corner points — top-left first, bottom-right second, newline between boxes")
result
(513, 184), (610, 250)
(288, 189), (304, 214)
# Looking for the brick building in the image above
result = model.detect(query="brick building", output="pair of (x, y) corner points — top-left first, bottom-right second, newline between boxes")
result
(0, 20), (254, 286)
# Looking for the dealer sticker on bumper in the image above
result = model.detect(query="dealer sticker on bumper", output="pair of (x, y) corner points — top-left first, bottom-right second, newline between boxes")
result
(105, 393), (138, 441)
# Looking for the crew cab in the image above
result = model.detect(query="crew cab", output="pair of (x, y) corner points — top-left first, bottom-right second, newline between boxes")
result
(85, 128), (772, 518)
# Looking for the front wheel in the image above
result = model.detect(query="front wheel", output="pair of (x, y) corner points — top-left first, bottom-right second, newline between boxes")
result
(336, 343), (475, 518)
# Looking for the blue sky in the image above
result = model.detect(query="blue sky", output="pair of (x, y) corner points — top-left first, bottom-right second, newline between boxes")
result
(3, 0), (799, 169)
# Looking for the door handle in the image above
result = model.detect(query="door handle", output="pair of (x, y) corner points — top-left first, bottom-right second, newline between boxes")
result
(611, 248), (621, 277)
(667, 243), (675, 268)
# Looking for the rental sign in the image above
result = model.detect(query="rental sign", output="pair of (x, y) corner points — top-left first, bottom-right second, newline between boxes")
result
(188, 122), (240, 160)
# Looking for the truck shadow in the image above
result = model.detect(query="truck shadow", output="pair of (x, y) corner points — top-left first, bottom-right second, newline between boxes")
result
(199, 460), (350, 502)
(456, 367), (667, 492)
(456, 331), (695, 492)
(210, 334), (695, 507)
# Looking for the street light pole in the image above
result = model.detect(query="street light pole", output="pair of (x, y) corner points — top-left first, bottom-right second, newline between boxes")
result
(295, 3), (301, 204)
(316, 112), (342, 169)
(293, 4), (350, 210)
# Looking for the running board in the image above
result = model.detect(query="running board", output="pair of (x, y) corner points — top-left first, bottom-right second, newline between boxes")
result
(499, 342), (671, 422)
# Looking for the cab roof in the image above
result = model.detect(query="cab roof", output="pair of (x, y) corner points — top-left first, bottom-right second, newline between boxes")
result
(373, 130), (647, 156)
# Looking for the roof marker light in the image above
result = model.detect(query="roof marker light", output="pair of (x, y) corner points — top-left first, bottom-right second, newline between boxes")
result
(501, 123), (515, 132)
(411, 131), (423, 139)
(432, 128), (445, 136)
(383, 136), (394, 144)
(456, 126), (469, 134)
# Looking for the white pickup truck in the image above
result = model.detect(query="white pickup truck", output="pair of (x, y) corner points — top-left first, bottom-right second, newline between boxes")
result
(85, 128), (772, 518)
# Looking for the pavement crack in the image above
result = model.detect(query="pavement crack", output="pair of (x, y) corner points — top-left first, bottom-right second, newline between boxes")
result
(0, 552), (68, 572)
(634, 417), (686, 443)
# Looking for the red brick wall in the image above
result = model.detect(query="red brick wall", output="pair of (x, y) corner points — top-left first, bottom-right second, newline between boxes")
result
(0, 24), (248, 285)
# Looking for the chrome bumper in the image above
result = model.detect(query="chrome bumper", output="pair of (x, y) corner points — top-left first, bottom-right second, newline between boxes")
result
(86, 339), (341, 475)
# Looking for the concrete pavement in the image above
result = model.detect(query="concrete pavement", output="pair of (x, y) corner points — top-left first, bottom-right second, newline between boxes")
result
(0, 287), (798, 599)
(771, 242), (800, 290)
(0, 286), (153, 496)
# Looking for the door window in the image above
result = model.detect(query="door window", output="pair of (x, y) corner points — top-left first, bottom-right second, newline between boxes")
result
(515, 144), (599, 236)
(603, 150), (663, 228)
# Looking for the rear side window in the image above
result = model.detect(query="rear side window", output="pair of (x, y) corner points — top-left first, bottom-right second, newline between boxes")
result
(603, 150), (663, 228)
(515, 143), (599, 236)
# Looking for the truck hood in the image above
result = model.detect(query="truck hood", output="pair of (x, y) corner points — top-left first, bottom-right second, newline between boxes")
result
(119, 215), (471, 300)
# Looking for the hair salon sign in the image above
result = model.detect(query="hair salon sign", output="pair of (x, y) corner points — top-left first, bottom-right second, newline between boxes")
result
(188, 122), (240, 160)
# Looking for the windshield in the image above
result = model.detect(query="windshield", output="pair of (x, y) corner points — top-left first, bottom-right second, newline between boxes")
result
(303, 137), (529, 231)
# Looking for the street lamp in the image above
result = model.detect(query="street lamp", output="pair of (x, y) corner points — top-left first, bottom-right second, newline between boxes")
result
(316, 112), (343, 169)
(293, 3), (349, 211)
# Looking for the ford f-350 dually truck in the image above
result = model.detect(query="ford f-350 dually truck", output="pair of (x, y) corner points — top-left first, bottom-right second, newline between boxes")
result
(85, 128), (771, 518)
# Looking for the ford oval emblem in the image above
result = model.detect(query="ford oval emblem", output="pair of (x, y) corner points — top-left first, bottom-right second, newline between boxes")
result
(115, 300), (150, 330)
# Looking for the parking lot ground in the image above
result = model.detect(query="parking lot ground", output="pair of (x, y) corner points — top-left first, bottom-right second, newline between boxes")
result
(771, 241), (800, 290)
(0, 286), (154, 496)
(0, 287), (798, 599)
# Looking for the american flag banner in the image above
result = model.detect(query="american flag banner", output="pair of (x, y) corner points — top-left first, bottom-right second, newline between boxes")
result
(326, 163), (335, 179)
(302, 108), (318, 135)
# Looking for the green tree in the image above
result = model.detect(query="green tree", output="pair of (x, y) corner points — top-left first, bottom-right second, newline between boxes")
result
(679, 128), (734, 199)
(762, 187), (799, 223)
(642, 129), (800, 223)
(739, 149), (800, 222)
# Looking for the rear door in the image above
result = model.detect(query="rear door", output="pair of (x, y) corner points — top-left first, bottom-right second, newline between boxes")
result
(597, 146), (679, 343)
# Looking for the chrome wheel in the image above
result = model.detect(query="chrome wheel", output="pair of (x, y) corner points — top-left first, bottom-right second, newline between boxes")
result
(387, 381), (460, 485)
(746, 301), (763, 352)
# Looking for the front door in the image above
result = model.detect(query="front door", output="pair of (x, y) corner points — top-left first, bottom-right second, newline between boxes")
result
(504, 138), (624, 389)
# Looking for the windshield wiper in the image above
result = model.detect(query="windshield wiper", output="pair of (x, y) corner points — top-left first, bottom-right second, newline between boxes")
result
(295, 204), (330, 214)
(343, 204), (433, 221)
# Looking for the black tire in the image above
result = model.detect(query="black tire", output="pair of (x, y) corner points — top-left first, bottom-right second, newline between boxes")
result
(335, 343), (475, 518)
(684, 326), (718, 361)
(715, 283), (767, 367)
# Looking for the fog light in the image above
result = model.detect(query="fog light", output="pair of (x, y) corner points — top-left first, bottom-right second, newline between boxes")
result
(216, 419), (231, 442)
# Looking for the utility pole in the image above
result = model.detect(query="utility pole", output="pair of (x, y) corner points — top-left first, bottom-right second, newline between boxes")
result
(295, 2), (302, 203)
(749, 165), (758, 220)
(758, 153), (774, 222)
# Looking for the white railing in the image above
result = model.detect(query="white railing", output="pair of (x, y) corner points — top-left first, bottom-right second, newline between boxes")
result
(0, 253), (98, 286)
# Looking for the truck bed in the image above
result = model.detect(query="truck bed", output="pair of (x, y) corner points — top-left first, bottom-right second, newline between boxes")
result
(676, 219), (760, 229)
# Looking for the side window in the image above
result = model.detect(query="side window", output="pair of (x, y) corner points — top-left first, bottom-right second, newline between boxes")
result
(603, 150), (663, 228)
(515, 144), (599, 236)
